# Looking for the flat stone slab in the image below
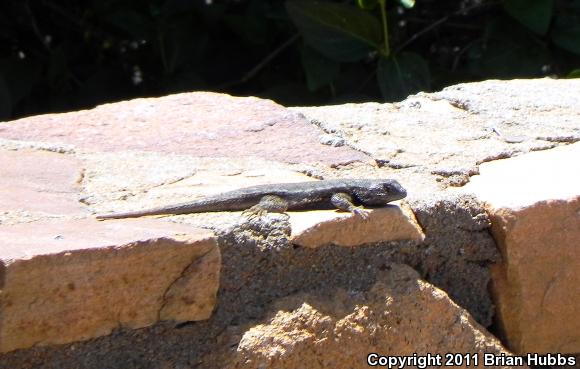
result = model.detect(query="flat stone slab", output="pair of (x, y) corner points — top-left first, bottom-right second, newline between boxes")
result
(292, 79), (579, 189)
(463, 142), (580, 354)
(0, 79), (577, 364)
(81, 152), (316, 218)
(0, 150), (86, 220)
(0, 92), (368, 166)
(0, 219), (219, 353)
(430, 79), (580, 131)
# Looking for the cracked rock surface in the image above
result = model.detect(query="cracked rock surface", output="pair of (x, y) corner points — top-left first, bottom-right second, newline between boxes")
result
(0, 219), (219, 353)
(291, 79), (579, 188)
(0, 79), (578, 367)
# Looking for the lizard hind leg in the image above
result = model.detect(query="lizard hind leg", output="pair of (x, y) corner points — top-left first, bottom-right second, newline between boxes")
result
(330, 192), (370, 220)
(242, 195), (289, 219)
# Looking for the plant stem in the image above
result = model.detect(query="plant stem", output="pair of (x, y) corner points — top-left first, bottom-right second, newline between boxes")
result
(379, 0), (390, 57)
(394, 1), (498, 53)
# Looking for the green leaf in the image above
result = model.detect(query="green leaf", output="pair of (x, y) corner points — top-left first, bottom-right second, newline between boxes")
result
(300, 45), (340, 91)
(397, 0), (415, 9)
(566, 69), (580, 78)
(551, 15), (580, 55)
(466, 18), (551, 78)
(503, 0), (553, 35)
(377, 52), (430, 101)
(286, 1), (382, 62)
(357, 0), (379, 10)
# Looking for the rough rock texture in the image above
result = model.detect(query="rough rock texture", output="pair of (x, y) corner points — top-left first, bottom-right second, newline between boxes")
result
(0, 79), (578, 367)
(214, 264), (523, 369)
(463, 143), (580, 354)
(408, 193), (501, 326)
(0, 219), (219, 353)
(292, 78), (579, 189)
(289, 204), (424, 247)
(0, 201), (495, 368)
(430, 79), (580, 135)
(0, 217), (428, 369)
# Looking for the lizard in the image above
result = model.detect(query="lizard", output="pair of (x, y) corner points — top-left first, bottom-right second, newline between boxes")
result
(95, 178), (407, 220)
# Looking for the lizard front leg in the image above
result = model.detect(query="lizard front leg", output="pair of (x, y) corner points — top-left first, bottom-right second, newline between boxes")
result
(330, 192), (370, 219)
(242, 195), (289, 219)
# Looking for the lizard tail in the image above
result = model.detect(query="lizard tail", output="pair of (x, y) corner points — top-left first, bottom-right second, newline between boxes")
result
(95, 210), (166, 220)
(94, 197), (242, 220)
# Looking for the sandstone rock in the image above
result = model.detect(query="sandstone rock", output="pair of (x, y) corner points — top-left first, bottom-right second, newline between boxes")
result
(0, 219), (219, 353)
(0, 92), (368, 166)
(289, 203), (424, 247)
(407, 193), (501, 327)
(223, 264), (524, 369)
(292, 79), (579, 189)
(80, 151), (317, 228)
(0, 79), (577, 367)
(463, 142), (580, 354)
(0, 149), (86, 220)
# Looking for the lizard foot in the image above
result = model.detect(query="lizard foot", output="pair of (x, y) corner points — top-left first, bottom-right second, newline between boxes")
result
(352, 207), (370, 220)
(242, 205), (268, 220)
(242, 194), (289, 220)
(330, 192), (370, 220)
(242, 206), (290, 224)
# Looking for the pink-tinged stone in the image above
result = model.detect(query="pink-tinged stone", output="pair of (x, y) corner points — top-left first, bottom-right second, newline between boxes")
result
(463, 142), (580, 354)
(0, 218), (219, 353)
(289, 204), (424, 248)
(0, 93), (368, 166)
(0, 150), (85, 216)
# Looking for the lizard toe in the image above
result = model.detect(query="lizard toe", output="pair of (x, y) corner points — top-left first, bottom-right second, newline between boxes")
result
(242, 205), (268, 220)
(352, 207), (370, 220)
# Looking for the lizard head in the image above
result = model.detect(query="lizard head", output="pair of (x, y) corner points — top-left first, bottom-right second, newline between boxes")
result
(354, 179), (407, 205)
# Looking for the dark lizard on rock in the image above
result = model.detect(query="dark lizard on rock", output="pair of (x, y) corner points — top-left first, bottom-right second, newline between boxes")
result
(95, 178), (407, 220)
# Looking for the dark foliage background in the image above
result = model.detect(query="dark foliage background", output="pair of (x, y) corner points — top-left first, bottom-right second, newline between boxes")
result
(0, 0), (579, 120)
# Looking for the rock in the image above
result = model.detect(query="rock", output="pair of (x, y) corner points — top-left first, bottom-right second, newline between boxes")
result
(222, 264), (524, 369)
(0, 79), (577, 367)
(289, 203), (424, 247)
(292, 79), (579, 189)
(0, 219), (219, 353)
(408, 193), (501, 326)
(463, 142), (580, 354)
(0, 149), (86, 221)
(0, 92), (368, 166)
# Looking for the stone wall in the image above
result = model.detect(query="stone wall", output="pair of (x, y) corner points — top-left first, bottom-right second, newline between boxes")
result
(0, 79), (578, 368)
